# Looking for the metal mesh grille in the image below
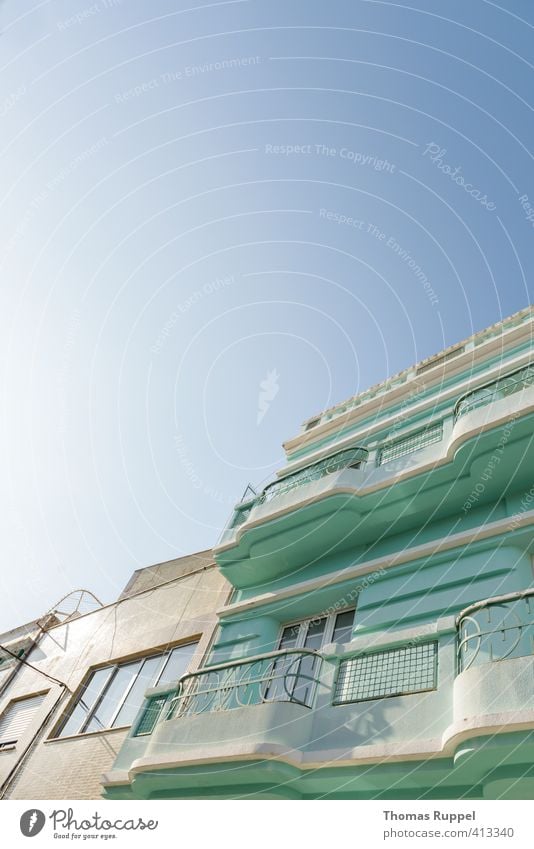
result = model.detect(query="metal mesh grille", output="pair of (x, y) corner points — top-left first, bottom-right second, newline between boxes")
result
(378, 422), (442, 465)
(134, 695), (169, 736)
(333, 642), (438, 704)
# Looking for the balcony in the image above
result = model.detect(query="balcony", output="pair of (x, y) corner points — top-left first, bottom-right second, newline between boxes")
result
(133, 648), (324, 732)
(457, 589), (534, 671)
(227, 446), (368, 534)
(453, 589), (534, 750)
(454, 363), (534, 421)
(101, 649), (327, 797)
(102, 600), (534, 799)
(215, 448), (369, 586)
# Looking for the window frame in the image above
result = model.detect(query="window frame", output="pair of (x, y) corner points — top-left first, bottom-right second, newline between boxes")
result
(276, 607), (357, 651)
(53, 641), (199, 739)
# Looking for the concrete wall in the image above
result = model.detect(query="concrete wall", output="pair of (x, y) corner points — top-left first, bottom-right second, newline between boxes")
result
(0, 557), (230, 799)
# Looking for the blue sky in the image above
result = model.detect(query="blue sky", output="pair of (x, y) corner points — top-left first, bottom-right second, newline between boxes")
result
(0, 0), (532, 630)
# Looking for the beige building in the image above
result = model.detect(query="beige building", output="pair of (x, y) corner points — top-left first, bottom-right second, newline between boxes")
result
(0, 550), (229, 799)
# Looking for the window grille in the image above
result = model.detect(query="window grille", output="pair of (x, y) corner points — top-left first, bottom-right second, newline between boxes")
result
(378, 422), (442, 465)
(134, 694), (170, 736)
(333, 642), (438, 704)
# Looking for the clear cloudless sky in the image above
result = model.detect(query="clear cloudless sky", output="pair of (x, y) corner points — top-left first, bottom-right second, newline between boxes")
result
(0, 0), (532, 630)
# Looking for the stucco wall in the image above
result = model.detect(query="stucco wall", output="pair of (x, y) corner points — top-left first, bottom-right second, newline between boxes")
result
(0, 560), (230, 799)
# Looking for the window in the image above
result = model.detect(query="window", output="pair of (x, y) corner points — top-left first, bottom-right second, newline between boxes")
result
(334, 642), (438, 704)
(0, 693), (47, 749)
(266, 609), (356, 705)
(277, 608), (356, 652)
(55, 642), (198, 738)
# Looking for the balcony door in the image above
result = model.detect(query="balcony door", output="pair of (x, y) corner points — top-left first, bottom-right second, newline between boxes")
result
(265, 609), (355, 706)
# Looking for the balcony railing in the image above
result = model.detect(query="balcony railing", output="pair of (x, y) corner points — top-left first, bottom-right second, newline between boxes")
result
(457, 589), (534, 671)
(454, 364), (534, 421)
(229, 447), (368, 529)
(133, 649), (324, 735)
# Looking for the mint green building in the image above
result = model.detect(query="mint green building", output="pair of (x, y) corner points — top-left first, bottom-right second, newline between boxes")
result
(103, 307), (534, 800)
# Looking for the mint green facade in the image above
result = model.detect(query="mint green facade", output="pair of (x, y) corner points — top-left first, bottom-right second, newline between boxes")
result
(103, 307), (534, 799)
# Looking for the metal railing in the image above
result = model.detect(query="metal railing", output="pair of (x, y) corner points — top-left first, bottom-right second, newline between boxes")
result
(133, 649), (324, 735)
(169, 648), (324, 717)
(229, 447), (368, 529)
(454, 364), (534, 421)
(457, 589), (534, 671)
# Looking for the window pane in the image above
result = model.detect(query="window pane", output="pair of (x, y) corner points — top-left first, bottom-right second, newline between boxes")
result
(112, 655), (162, 728)
(59, 667), (113, 737)
(303, 618), (327, 650)
(332, 610), (355, 644)
(266, 624), (303, 702)
(278, 624), (301, 650)
(84, 661), (141, 733)
(157, 643), (198, 686)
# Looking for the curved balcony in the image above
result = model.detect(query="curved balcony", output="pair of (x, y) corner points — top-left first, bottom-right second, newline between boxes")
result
(451, 589), (534, 749)
(454, 363), (534, 421)
(227, 446), (368, 534)
(457, 588), (534, 671)
(133, 648), (325, 736)
(215, 448), (369, 586)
